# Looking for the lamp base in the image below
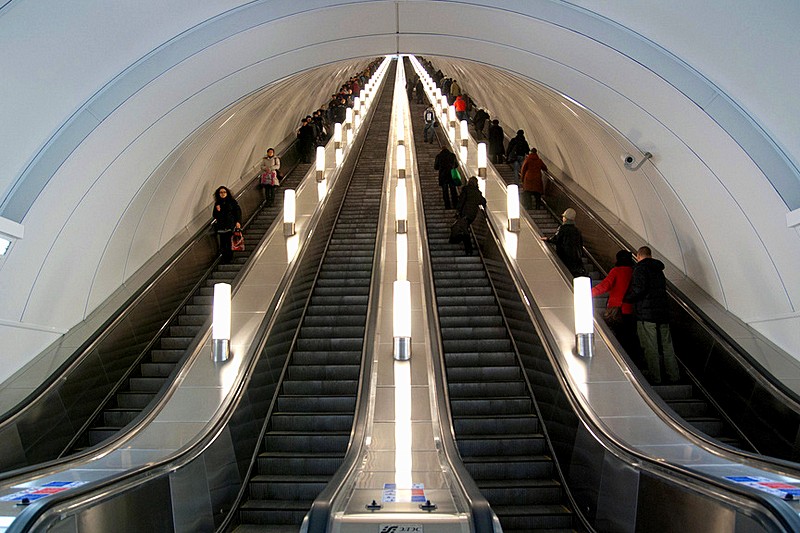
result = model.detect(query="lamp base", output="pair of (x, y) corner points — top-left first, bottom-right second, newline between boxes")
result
(396, 220), (408, 234)
(212, 339), (230, 363)
(508, 217), (520, 232)
(284, 221), (295, 237)
(394, 336), (411, 361)
(576, 333), (594, 358)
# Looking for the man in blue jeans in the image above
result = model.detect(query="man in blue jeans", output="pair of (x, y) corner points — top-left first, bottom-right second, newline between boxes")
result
(623, 246), (681, 384)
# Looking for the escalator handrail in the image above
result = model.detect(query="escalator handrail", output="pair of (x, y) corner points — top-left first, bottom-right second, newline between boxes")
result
(410, 133), (498, 531)
(221, 65), (388, 533)
(302, 68), (399, 533)
(54, 173), (281, 459)
(476, 181), (800, 532)
(468, 208), (595, 532)
(544, 171), (800, 411)
(0, 160), (301, 482)
(550, 203), (763, 456)
(542, 172), (800, 467)
(4, 144), (336, 533)
(0, 136), (299, 434)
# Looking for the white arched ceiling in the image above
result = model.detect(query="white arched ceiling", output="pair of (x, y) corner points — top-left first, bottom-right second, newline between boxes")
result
(1, 0), (798, 383)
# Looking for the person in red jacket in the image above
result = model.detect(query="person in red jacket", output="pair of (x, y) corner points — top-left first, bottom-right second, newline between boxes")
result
(520, 148), (548, 209)
(592, 250), (640, 361)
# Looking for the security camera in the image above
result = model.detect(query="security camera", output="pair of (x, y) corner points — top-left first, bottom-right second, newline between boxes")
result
(622, 151), (652, 171)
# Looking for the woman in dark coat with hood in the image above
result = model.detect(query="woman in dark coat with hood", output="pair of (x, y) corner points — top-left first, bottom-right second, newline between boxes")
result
(212, 186), (242, 264)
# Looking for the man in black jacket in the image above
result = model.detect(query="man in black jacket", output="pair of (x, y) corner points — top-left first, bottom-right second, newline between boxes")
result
(623, 246), (680, 384)
(434, 147), (459, 209)
(455, 177), (487, 255)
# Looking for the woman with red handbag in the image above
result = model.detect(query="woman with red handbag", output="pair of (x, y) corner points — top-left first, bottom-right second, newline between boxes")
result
(212, 186), (242, 264)
(259, 148), (281, 206)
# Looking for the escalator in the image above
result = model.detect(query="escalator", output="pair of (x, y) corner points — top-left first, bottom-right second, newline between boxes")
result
(63, 165), (310, 454)
(233, 61), (395, 531)
(493, 161), (753, 453)
(0, 157), (311, 472)
(409, 96), (577, 532)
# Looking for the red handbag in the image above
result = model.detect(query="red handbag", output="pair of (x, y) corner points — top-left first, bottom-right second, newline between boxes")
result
(231, 230), (245, 251)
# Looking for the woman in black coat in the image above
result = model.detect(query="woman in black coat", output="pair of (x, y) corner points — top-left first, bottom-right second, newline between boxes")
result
(212, 186), (242, 264)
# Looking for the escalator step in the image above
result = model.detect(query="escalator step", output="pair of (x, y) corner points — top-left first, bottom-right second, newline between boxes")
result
(248, 475), (330, 500)
(269, 413), (354, 432)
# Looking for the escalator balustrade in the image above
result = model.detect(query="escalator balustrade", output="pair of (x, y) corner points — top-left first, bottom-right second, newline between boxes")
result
(68, 166), (310, 453)
(491, 154), (750, 453)
(410, 94), (575, 532)
(234, 62), (395, 530)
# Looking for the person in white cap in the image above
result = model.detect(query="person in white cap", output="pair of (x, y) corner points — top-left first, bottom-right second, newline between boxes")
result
(542, 207), (585, 276)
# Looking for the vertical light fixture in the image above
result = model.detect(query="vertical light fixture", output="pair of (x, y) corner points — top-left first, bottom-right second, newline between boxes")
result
(396, 144), (406, 178)
(459, 145), (468, 165)
(574, 277), (594, 357)
(335, 147), (344, 167)
(397, 116), (405, 146)
(212, 283), (231, 362)
(333, 122), (343, 150)
(317, 178), (328, 202)
(395, 179), (408, 234)
(393, 280), (411, 360)
(315, 146), (325, 181)
(507, 184), (521, 232)
(283, 189), (296, 236)
(477, 143), (488, 177)
(345, 107), (353, 131)
(460, 120), (469, 147)
(396, 233), (408, 282)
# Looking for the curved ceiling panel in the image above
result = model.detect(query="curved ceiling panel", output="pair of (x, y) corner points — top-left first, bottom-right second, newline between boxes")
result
(1, 0), (798, 380)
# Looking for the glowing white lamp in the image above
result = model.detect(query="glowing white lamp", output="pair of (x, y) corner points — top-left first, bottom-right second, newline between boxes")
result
(315, 146), (325, 181)
(393, 280), (412, 360)
(335, 147), (344, 167)
(460, 120), (469, 147)
(395, 179), (408, 234)
(448, 124), (456, 144)
(283, 189), (296, 236)
(507, 184), (520, 232)
(212, 283), (232, 362)
(353, 96), (360, 111)
(396, 144), (406, 179)
(449, 105), (458, 128)
(333, 122), (343, 149)
(459, 145), (468, 165)
(345, 107), (353, 127)
(397, 116), (405, 146)
(477, 143), (488, 177)
(354, 113), (362, 131)
(396, 233), (408, 281)
(574, 276), (594, 357)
